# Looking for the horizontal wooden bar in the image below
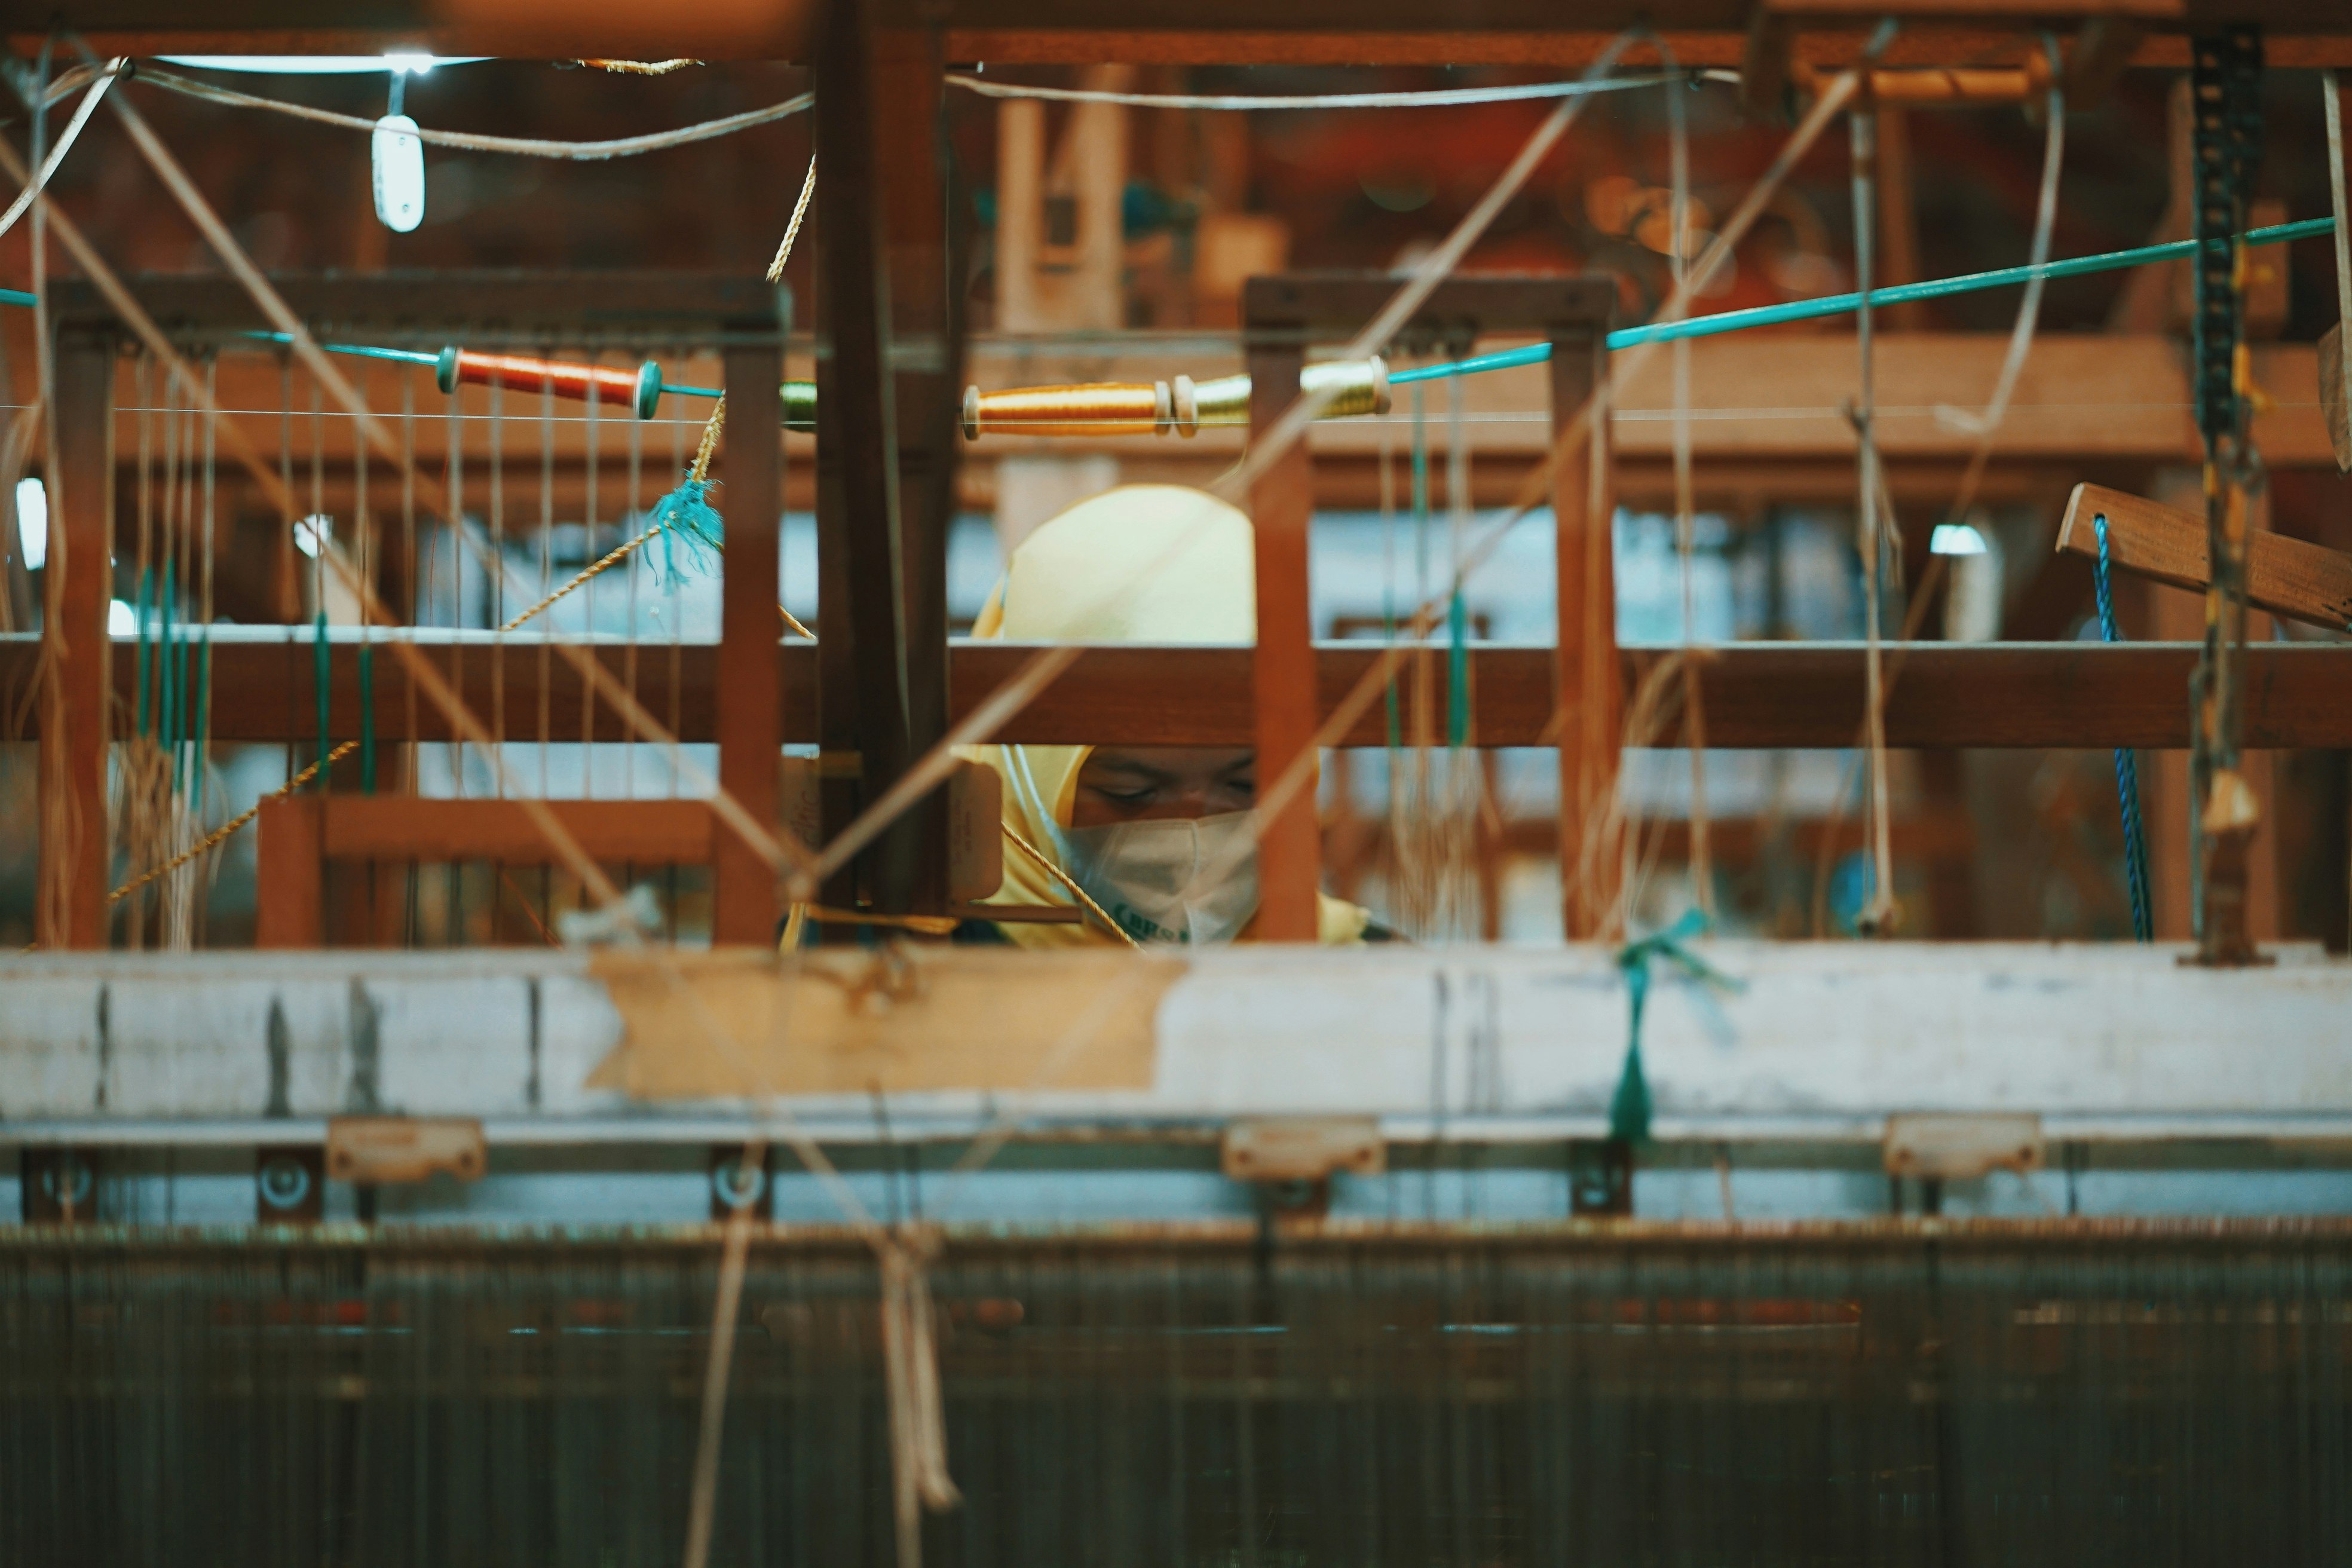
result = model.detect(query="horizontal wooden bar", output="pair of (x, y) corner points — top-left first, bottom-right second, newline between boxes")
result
(2058, 482), (2352, 632)
(318, 797), (715, 865)
(11, 632), (2350, 751)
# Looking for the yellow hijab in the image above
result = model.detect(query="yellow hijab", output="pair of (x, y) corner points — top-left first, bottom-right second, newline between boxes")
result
(972, 483), (1370, 947)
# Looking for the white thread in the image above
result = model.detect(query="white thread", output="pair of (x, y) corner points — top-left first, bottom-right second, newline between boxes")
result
(948, 71), (1704, 111)
(0, 59), (122, 241)
(137, 65), (811, 160)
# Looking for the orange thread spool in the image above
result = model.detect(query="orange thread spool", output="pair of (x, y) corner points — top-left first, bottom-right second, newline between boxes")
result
(436, 348), (664, 419)
(962, 381), (1169, 438)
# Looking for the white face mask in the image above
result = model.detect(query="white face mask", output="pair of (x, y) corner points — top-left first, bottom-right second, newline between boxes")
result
(1059, 811), (1260, 945)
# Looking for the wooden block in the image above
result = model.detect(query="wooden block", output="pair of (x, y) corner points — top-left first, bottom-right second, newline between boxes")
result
(254, 797), (324, 950)
(2323, 321), (2351, 473)
(2058, 482), (2352, 632)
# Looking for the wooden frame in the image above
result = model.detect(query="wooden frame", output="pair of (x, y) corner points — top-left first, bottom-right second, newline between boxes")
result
(41, 272), (786, 949)
(17, 632), (2352, 750)
(1242, 274), (1618, 939)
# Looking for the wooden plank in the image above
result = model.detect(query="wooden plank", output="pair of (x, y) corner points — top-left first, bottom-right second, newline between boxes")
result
(2058, 482), (2352, 631)
(318, 798), (715, 865)
(878, 25), (960, 916)
(13, 945), (2352, 1139)
(38, 330), (112, 951)
(1554, 325), (1619, 939)
(1243, 283), (1323, 941)
(816, 0), (917, 920)
(16, 632), (2352, 750)
(253, 797), (324, 949)
(712, 336), (786, 941)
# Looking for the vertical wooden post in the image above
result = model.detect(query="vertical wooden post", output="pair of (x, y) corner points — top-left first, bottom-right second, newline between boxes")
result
(1552, 329), (1621, 940)
(877, 26), (957, 917)
(814, 0), (915, 920)
(254, 797), (324, 948)
(37, 328), (112, 951)
(712, 320), (786, 944)
(1242, 281), (1320, 941)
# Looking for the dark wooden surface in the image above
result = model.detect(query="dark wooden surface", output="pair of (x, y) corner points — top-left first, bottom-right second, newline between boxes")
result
(26, 633), (2352, 750)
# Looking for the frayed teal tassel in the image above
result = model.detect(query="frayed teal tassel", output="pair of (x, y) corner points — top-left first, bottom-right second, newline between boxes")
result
(1610, 908), (1741, 1144)
(647, 477), (724, 587)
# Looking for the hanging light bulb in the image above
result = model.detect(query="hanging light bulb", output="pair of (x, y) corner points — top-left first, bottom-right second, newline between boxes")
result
(372, 114), (425, 232)
(371, 61), (426, 234)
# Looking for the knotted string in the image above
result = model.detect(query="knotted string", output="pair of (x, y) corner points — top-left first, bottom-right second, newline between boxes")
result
(880, 1226), (961, 1568)
(2092, 513), (2155, 942)
(1609, 908), (1740, 1144)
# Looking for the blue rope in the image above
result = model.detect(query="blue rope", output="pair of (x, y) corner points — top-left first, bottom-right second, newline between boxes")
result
(2092, 514), (2154, 943)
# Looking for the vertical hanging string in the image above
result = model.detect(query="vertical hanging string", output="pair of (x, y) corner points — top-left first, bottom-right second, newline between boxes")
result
(133, 354), (154, 742)
(1444, 368), (1474, 938)
(538, 355), (556, 801)
(624, 373), (643, 799)
(176, 394), (198, 803)
(2092, 513), (2154, 942)
(1380, 390), (1399, 751)
(1849, 102), (1898, 935)
(356, 363), (376, 794)
(2326, 71), (2352, 456)
(582, 340), (602, 800)
(1664, 57), (1714, 918)
(489, 370), (507, 803)
(444, 341), (467, 803)
(310, 373), (330, 791)
(196, 356), (217, 820)
(159, 367), (181, 785)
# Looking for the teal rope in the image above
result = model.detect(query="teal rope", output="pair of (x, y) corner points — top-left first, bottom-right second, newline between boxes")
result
(1610, 909), (1742, 1144)
(2092, 514), (2155, 943)
(1389, 215), (2340, 386)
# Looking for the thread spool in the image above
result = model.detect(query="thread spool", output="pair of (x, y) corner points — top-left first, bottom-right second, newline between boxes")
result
(962, 357), (1388, 439)
(435, 347), (665, 420)
(961, 381), (1171, 439)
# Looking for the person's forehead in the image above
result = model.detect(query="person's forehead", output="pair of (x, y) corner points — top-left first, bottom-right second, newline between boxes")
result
(1086, 746), (1252, 776)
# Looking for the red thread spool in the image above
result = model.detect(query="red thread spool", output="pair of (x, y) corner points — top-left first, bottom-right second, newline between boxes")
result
(435, 348), (664, 419)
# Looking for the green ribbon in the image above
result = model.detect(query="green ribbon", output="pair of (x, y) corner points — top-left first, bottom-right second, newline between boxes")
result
(1609, 908), (1741, 1144)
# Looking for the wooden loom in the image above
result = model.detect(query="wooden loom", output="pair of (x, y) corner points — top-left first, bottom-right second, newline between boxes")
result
(8, 5), (2352, 1563)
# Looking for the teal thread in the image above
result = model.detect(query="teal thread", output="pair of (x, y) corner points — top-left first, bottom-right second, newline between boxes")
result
(1610, 909), (1741, 1144)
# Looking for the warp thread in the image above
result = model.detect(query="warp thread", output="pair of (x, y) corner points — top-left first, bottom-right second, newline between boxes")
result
(880, 1226), (961, 1568)
(2093, 514), (2155, 943)
(1609, 908), (1739, 1144)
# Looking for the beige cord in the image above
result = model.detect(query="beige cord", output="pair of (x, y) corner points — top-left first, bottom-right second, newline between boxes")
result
(999, 822), (1143, 949)
(767, 156), (817, 283)
(109, 740), (356, 904)
(137, 65), (808, 161)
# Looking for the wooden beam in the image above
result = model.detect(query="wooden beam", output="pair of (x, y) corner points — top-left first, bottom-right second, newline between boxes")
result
(1244, 279), (1327, 942)
(2058, 482), (2352, 631)
(253, 797), (324, 949)
(317, 797), (715, 865)
(712, 329), (787, 942)
(15, 633), (2352, 750)
(1554, 324), (1619, 939)
(38, 328), (112, 951)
